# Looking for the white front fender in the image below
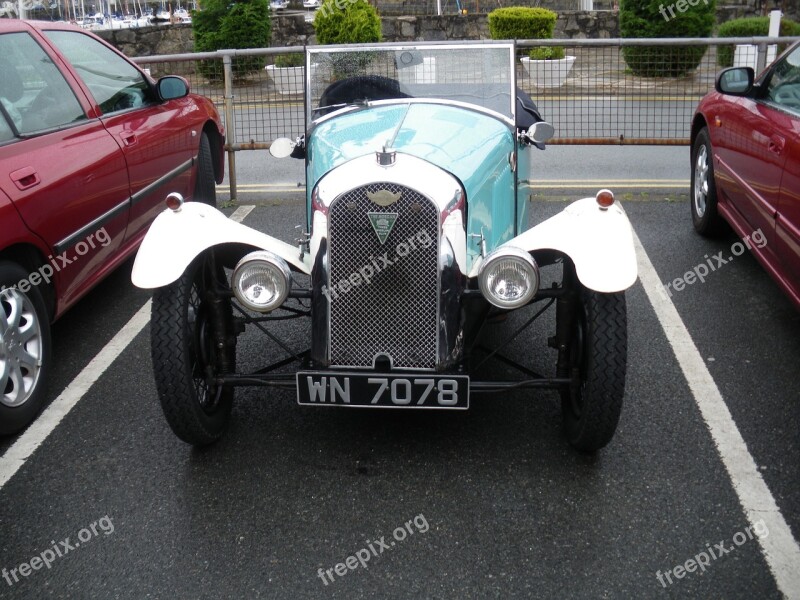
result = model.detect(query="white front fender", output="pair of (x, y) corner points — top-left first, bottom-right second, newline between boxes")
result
(471, 198), (638, 293)
(131, 203), (311, 289)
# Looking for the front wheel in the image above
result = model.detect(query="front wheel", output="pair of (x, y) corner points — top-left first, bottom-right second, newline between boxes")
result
(560, 289), (627, 453)
(151, 254), (235, 446)
(691, 127), (723, 236)
(0, 262), (51, 435)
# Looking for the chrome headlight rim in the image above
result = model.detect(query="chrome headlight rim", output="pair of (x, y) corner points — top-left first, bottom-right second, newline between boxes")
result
(231, 250), (292, 313)
(478, 246), (539, 310)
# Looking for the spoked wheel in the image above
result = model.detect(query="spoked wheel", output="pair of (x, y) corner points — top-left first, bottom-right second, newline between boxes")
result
(151, 253), (236, 446)
(690, 127), (723, 236)
(0, 261), (51, 435)
(560, 288), (627, 453)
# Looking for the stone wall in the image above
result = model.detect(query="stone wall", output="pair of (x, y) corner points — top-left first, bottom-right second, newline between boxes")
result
(375, 0), (615, 17)
(274, 10), (619, 47)
(99, 5), (800, 59)
(98, 12), (620, 57)
(717, 1), (799, 23)
(96, 23), (194, 58)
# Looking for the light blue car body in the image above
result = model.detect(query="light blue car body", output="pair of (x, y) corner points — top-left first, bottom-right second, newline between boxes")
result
(306, 102), (533, 273)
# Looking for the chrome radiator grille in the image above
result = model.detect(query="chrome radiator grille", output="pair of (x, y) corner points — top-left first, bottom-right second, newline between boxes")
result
(328, 183), (438, 369)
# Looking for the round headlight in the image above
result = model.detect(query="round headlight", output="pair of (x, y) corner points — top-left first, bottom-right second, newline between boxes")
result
(478, 247), (539, 309)
(232, 251), (291, 312)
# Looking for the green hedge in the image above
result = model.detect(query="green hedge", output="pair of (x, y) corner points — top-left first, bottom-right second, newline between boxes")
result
(193, 0), (271, 81)
(487, 7), (557, 40)
(314, 0), (382, 45)
(717, 16), (800, 67)
(620, 0), (715, 78)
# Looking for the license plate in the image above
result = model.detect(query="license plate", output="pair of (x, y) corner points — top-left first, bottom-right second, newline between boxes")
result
(296, 372), (469, 409)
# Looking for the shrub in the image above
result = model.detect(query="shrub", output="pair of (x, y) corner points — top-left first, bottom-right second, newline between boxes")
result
(528, 46), (565, 60)
(314, 0), (381, 78)
(314, 0), (382, 45)
(488, 7), (557, 40)
(193, 0), (271, 81)
(619, 0), (715, 78)
(274, 53), (306, 68)
(717, 16), (800, 67)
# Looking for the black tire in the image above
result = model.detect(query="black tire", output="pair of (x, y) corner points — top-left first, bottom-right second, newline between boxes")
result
(690, 127), (723, 236)
(151, 254), (235, 446)
(0, 261), (51, 435)
(560, 289), (627, 453)
(194, 132), (217, 207)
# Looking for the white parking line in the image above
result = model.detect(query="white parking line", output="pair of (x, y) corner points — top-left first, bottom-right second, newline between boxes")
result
(0, 206), (256, 490)
(633, 230), (800, 597)
(229, 205), (255, 222)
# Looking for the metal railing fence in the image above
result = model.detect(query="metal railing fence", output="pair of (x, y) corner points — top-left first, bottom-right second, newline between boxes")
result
(132, 37), (799, 199)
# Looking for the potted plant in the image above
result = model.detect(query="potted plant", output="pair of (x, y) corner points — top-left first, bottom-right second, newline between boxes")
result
(265, 52), (308, 95)
(488, 6), (575, 89)
(521, 45), (576, 89)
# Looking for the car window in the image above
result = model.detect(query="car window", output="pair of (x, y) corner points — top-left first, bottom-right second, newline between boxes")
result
(0, 32), (87, 136)
(765, 46), (800, 115)
(44, 30), (154, 115)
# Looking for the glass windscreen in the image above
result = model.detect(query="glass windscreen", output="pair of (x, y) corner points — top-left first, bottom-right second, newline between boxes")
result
(307, 43), (516, 123)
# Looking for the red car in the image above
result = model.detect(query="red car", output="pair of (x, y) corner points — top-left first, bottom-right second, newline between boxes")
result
(0, 20), (224, 434)
(690, 41), (800, 310)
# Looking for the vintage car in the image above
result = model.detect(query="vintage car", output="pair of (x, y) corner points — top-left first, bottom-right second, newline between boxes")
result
(132, 43), (638, 452)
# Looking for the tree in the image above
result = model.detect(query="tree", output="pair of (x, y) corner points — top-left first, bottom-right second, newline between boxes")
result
(193, 0), (271, 80)
(314, 0), (382, 45)
(313, 0), (381, 78)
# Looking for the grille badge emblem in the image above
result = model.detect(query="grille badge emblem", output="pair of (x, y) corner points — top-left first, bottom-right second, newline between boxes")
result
(368, 212), (398, 245)
(367, 189), (401, 207)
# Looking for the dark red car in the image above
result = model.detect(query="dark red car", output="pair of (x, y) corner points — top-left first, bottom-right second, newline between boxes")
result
(690, 41), (800, 310)
(0, 20), (224, 434)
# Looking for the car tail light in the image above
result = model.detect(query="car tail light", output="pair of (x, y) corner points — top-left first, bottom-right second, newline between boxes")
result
(596, 189), (615, 210)
(165, 192), (184, 212)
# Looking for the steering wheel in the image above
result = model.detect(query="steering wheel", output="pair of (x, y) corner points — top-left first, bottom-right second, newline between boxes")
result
(772, 83), (800, 110)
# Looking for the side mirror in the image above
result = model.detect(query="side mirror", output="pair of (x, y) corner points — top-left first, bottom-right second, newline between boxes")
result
(157, 76), (189, 101)
(269, 137), (296, 158)
(716, 67), (754, 96)
(525, 121), (555, 144)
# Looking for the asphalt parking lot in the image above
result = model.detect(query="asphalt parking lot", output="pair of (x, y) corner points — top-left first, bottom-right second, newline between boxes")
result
(0, 193), (798, 599)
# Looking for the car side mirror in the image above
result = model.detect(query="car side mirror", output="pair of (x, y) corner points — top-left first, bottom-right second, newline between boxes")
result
(716, 67), (754, 96)
(157, 76), (189, 101)
(523, 121), (555, 145)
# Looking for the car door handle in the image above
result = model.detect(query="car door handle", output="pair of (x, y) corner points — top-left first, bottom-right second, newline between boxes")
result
(9, 166), (41, 191)
(120, 132), (137, 146)
(768, 135), (785, 155)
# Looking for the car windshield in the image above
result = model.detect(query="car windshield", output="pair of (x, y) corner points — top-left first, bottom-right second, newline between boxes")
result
(306, 42), (516, 124)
